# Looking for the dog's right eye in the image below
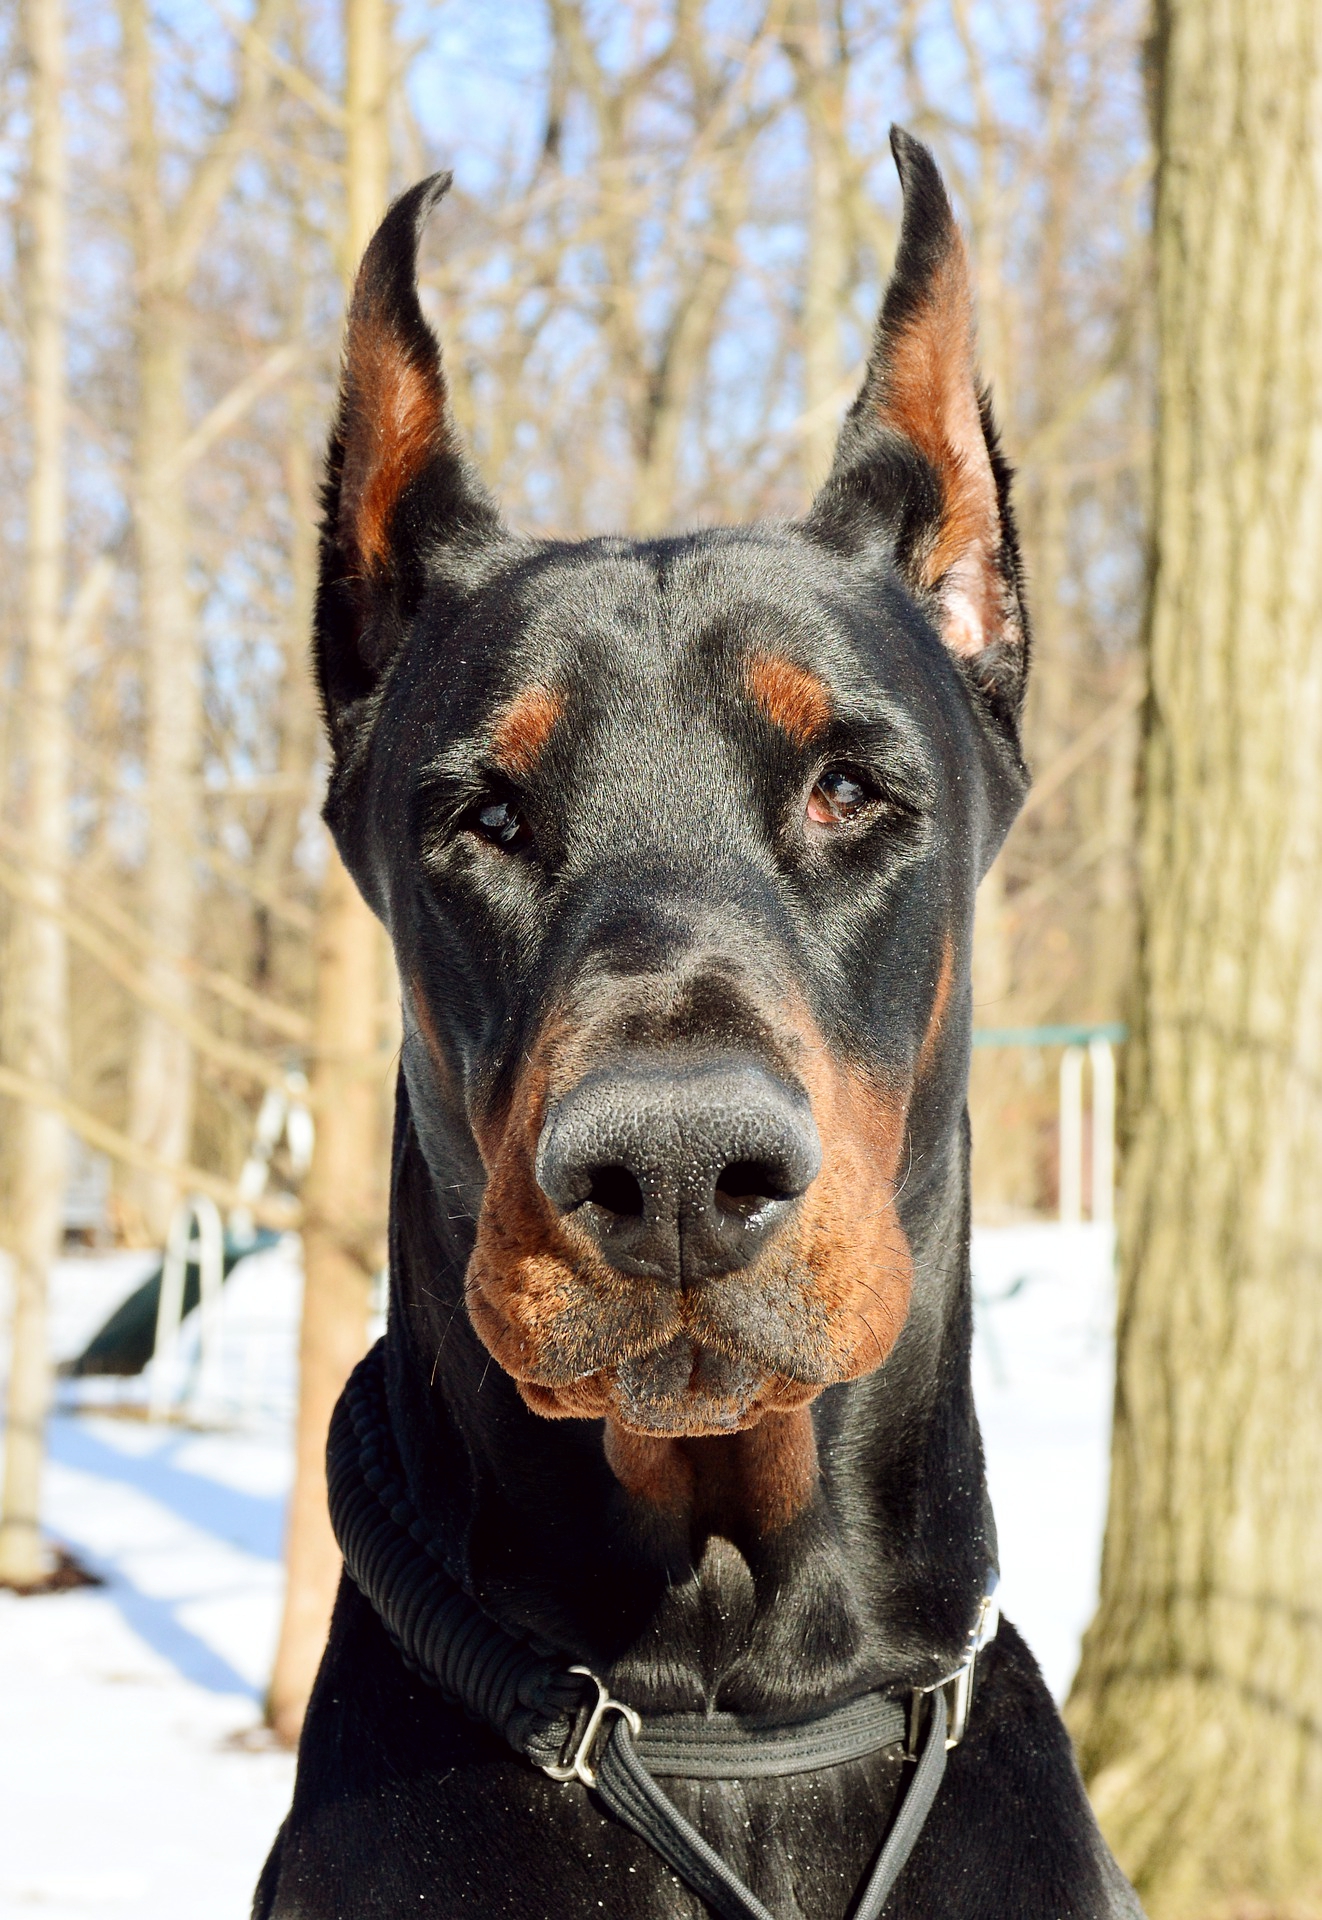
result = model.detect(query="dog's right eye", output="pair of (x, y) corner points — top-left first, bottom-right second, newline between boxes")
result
(470, 795), (531, 852)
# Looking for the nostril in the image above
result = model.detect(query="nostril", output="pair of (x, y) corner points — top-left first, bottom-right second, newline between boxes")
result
(584, 1164), (645, 1219)
(714, 1159), (795, 1216)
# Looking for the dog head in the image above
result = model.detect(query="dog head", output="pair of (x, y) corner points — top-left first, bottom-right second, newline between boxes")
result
(314, 130), (1028, 1456)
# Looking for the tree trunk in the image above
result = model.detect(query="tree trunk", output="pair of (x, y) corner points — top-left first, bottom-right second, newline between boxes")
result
(0, 0), (68, 1589)
(785, 0), (849, 492)
(266, 0), (393, 1744)
(119, 0), (198, 1244)
(251, 266), (322, 988)
(1066, 3), (1322, 1910)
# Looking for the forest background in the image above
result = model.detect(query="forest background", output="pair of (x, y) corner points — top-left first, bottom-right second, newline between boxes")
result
(0, 0), (1180, 1896)
(0, 0), (1149, 1249)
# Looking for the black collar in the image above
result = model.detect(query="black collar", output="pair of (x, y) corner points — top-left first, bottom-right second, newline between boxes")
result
(328, 1343), (999, 1920)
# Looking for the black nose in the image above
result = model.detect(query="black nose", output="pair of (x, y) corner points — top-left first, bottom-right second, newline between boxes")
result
(535, 1058), (821, 1283)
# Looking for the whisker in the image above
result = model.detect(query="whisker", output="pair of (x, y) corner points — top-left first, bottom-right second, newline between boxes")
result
(888, 1131), (917, 1207)
(429, 1296), (469, 1385)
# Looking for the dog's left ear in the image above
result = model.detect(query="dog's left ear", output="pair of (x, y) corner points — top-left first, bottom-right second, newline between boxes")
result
(316, 173), (503, 760)
(810, 127), (1028, 721)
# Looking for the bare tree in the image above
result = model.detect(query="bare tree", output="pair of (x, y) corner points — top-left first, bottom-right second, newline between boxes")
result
(0, 0), (1156, 1729)
(783, 0), (853, 489)
(266, 0), (394, 1746)
(1067, 1), (1322, 1908)
(0, 0), (69, 1591)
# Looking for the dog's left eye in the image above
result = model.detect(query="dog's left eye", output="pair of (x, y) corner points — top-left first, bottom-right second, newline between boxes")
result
(471, 796), (531, 851)
(807, 767), (875, 827)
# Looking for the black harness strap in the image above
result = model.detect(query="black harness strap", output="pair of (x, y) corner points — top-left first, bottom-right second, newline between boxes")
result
(639, 1692), (908, 1778)
(328, 1345), (992, 1920)
(591, 1693), (949, 1920)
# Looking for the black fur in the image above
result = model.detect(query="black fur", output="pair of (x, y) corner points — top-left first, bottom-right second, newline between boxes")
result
(257, 129), (1141, 1919)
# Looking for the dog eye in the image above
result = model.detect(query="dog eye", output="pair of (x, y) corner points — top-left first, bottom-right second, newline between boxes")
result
(471, 796), (531, 851)
(807, 767), (875, 827)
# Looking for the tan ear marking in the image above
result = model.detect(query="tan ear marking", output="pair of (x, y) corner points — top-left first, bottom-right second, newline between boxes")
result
(745, 654), (833, 746)
(874, 239), (1001, 657)
(338, 305), (446, 577)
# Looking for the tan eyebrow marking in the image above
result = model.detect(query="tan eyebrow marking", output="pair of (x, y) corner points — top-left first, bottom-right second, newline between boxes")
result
(491, 686), (565, 777)
(744, 653), (833, 746)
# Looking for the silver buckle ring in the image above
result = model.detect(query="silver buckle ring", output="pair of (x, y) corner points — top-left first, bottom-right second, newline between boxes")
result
(542, 1666), (643, 1789)
(906, 1576), (1000, 1759)
(906, 1654), (976, 1758)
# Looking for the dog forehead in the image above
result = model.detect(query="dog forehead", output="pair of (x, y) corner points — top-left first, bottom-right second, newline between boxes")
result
(478, 530), (920, 712)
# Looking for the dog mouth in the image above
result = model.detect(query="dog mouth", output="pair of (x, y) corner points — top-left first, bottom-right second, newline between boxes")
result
(502, 1306), (830, 1437)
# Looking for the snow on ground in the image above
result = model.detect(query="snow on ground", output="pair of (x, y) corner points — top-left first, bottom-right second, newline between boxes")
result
(1, 1247), (300, 1920)
(972, 1223), (1116, 1698)
(0, 1222), (1114, 1919)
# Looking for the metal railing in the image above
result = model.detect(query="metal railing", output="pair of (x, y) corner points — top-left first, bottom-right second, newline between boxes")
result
(147, 1075), (313, 1424)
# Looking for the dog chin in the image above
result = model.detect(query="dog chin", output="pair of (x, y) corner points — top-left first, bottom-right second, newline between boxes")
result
(610, 1334), (767, 1434)
(514, 1332), (811, 1436)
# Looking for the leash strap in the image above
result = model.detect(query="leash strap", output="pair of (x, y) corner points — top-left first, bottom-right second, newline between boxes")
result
(328, 1344), (990, 1920)
(593, 1691), (949, 1920)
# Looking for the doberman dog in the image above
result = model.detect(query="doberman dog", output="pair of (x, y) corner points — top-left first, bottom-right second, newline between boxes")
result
(255, 130), (1142, 1919)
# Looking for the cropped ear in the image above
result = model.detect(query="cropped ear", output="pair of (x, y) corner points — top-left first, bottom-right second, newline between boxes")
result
(316, 172), (502, 755)
(809, 128), (1028, 721)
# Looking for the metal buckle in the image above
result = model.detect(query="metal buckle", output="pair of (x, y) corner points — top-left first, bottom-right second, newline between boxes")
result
(906, 1574), (1000, 1759)
(541, 1666), (643, 1789)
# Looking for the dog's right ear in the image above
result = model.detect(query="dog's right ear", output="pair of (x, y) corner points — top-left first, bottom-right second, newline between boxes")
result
(808, 129), (1028, 729)
(316, 173), (502, 759)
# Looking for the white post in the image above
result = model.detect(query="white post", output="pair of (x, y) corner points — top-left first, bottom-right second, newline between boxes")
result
(150, 1195), (225, 1421)
(149, 1199), (193, 1420)
(230, 1085), (287, 1246)
(192, 1195), (226, 1418)
(1089, 1038), (1117, 1226)
(285, 1073), (314, 1179)
(1059, 1046), (1085, 1224)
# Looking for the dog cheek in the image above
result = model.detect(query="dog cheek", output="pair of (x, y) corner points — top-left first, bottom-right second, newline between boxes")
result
(804, 1156), (913, 1379)
(466, 1067), (592, 1382)
(468, 1143), (664, 1388)
(795, 1056), (916, 1380)
(465, 1244), (582, 1381)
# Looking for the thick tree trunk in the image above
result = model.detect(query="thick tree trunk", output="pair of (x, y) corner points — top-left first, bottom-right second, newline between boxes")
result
(1066, 3), (1322, 1910)
(266, 0), (393, 1744)
(268, 854), (384, 1741)
(0, 0), (69, 1590)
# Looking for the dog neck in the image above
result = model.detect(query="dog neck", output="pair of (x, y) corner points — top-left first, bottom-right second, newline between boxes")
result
(379, 1079), (995, 1720)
